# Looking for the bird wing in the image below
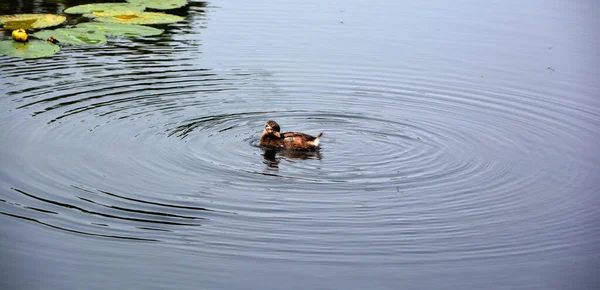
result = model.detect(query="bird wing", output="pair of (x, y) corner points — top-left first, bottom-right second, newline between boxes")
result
(281, 132), (321, 150)
(282, 132), (317, 141)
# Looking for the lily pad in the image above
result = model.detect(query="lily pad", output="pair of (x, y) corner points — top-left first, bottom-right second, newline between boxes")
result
(64, 3), (145, 15)
(0, 40), (60, 58)
(127, 0), (187, 10)
(93, 12), (184, 25)
(34, 28), (107, 45)
(83, 10), (142, 19)
(77, 22), (163, 37)
(0, 14), (66, 30)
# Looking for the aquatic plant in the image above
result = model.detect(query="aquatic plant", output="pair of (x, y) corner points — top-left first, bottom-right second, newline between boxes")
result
(127, 0), (188, 10)
(11, 29), (28, 42)
(0, 40), (60, 58)
(64, 3), (146, 15)
(92, 12), (185, 25)
(0, 0), (187, 58)
(34, 28), (107, 45)
(0, 14), (66, 30)
(77, 22), (163, 37)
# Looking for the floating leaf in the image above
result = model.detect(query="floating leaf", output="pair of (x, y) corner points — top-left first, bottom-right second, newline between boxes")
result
(34, 28), (107, 45)
(94, 12), (184, 25)
(83, 10), (142, 19)
(77, 22), (163, 37)
(64, 3), (145, 15)
(0, 40), (60, 58)
(0, 14), (66, 30)
(127, 0), (187, 10)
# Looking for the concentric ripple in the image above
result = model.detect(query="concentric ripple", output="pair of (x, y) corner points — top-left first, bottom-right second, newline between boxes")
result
(1, 0), (599, 289)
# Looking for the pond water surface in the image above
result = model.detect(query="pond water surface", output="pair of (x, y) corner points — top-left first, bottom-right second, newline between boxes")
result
(1, 0), (599, 289)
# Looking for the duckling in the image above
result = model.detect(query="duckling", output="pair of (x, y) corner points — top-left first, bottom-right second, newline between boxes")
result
(259, 120), (323, 151)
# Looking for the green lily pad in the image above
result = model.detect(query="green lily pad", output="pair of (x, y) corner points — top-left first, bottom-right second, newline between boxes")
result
(82, 10), (142, 19)
(0, 14), (66, 30)
(34, 28), (107, 45)
(127, 0), (187, 10)
(0, 40), (60, 58)
(93, 12), (184, 25)
(77, 22), (163, 37)
(64, 3), (145, 15)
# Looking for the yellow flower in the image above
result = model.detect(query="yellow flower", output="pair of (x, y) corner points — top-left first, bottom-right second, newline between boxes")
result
(12, 29), (28, 42)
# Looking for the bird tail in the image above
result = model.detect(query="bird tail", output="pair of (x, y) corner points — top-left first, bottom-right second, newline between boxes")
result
(313, 132), (323, 147)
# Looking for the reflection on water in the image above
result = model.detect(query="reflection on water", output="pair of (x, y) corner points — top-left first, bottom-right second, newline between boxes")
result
(1, 0), (599, 289)
(262, 147), (322, 169)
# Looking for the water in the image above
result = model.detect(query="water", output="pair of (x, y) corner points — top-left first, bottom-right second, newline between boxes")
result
(1, 0), (599, 289)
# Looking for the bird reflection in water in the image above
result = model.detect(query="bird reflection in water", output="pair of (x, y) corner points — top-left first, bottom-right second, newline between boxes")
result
(262, 148), (322, 168)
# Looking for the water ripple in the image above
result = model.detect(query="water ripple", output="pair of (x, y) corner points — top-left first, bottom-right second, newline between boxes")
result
(0, 2), (598, 286)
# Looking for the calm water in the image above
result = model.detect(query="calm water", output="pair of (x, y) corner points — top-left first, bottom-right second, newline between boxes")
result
(1, 0), (599, 289)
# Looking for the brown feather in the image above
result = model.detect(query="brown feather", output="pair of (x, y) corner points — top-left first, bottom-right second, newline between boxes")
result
(259, 121), (322, 151)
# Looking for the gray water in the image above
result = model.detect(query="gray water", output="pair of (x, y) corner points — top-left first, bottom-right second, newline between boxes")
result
(1, 0), (599, 289)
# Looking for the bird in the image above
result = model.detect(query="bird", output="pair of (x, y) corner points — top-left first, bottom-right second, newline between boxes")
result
(259, 120), (323, 151)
